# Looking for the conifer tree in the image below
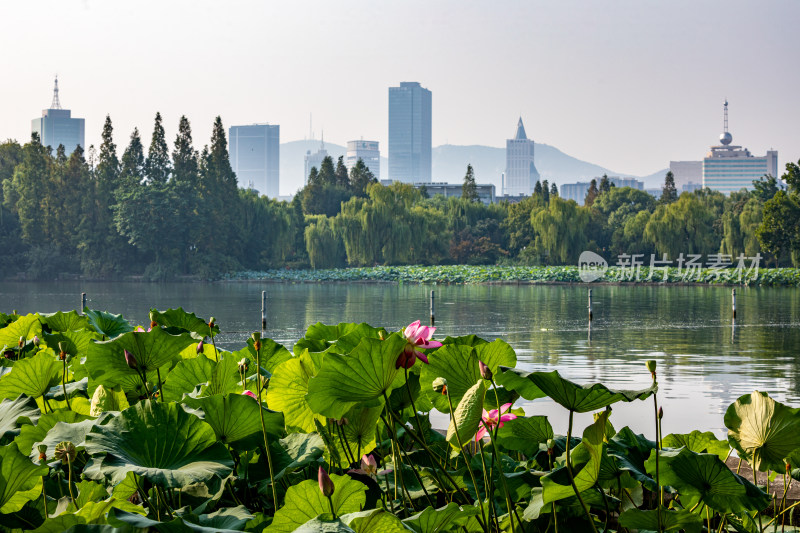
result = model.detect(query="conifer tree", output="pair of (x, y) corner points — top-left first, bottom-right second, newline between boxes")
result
(172, 115), (198, 184)
(585, 179), (599, 207)
(550, 182), (559, 198)
(349, 158), (376, 197)
(462, 164), (479, 202)
(318, 156), (336, 186)
(534, 180), (543, 196)
(599, 174), (612, 194)
(542, 179), (550, 203)
(335, 156), (349, 188)
(120, 128), (145, 185)
(661, 170), (678, 204)
(145, 112), (171, 185)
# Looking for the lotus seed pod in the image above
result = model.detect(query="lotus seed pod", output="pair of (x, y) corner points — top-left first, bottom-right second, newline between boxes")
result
(646, 360), (657, 373)
(478, 360), (493, 381)
(208, 317), (216, 328)
(124, 349), (138, 370)
(37, 444), (47, 462)
(547, 438), (556, 450)
(318, 467), (335, 497)
(54, 441), (76, 463)
(432, 377), (448, 394)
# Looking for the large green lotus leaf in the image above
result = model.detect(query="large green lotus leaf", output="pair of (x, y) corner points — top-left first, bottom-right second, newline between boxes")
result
(150, 307), (219, 338)
(28, 495), (146, 533)
(497, 368), (657, 412)
(496, 416), (553, 456)
(402, 502), (479, 533)
(231, 337), (293, 375)
(84, 400), (233, 488)
(75, 479), (110, 509)
(16, 410), (92, 455)
(30, 416), (103, 460)
(109, 507), (245, 532)
(619, 506), (702, 533)
(267, 351), (325, 433)
(253, 432), (326, 490)
(330, 323), (385, 355)
(420, 340), (515, 414)
(88, 384), (129, 416)
(42, 329), (99, 358)
(306, 334), (407, 420)
(341, 509), (410, 532)
(85, 328), (195, 388)
(182, 393), (284, 451)
(0, 395), (40, 443)
(607, 427), (658, 492)
(328, 405), (382, 464)
(0, 314), (42, 350)
(440, 334), (488, 347)
(200, 351), (243, 397)
(38, 311), (91, 334)
(724, 390), (800, 472)
(162, 355), (216, 402)
(645, 447), (769, 513)
(295, 516), (356, 533)
(446, 380), (486, 447)
(662, 430), (730, 461)
(0, 442), (49, 513)
(0, 350), (62, 401)
(83, 309), (134, 339)
(268, 473), (367, 533)
(541, 408), (610, 504)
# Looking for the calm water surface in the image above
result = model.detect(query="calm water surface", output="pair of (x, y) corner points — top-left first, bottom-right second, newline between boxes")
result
(2, 281), (798, 437)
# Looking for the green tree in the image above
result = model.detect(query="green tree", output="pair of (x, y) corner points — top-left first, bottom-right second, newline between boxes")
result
(644, 193), (717, 259)
(541, 179), (550, 203)
(530, 196), (590, 264)
(752, 175), (780, 202)
(550, 182), (558, 198)
(599, 174), (611, 194)
(349, 158), (377, 197)
(120, 128), (145, 186)
(757, 160), (800, 266)
(660, 170), (678, 204)
(335, 156), (350, 188)
(585, 179), (599, 207)
(533, 180), (543, 197)
(145, 112), (171, 185)
(462, 164), (479, 202)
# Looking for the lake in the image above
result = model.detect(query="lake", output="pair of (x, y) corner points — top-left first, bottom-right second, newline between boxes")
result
(2, 281), (798, 438)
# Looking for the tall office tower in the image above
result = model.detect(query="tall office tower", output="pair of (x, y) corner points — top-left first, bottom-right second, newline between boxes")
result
(31, 77), (85, 155)
(304, 138), (329, 185)
(504, 117), (539, 196)
(346, 140), (380, 179)
(388, 82), (432, 183)
(228, 124), (280, 198)
(702, 101), (778, 194)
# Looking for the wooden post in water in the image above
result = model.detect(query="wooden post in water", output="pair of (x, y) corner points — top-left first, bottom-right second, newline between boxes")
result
(732, 288), (736, 319)
(588, 289), (593, 321)
(430, 290), (435, 326)
(80, 293), (86, 314)
(261, 291), (267, 331)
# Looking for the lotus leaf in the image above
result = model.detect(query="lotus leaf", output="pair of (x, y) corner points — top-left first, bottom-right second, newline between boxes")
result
(268, 473), (367, 532)
(0, 314), (42, 350)
(32, 417), (102, 460)
(0, 442), (49, 513)
(618, 506), (702, 533)
(327, 405), (382, 463)
(497, 368), (657, 412)
(295, 516), (356, 533)
(446, 380), (486, 446)
(42, 329), (99, 358)
(16, 409), (92, 455)
(496, 415), (554, 456)
(662, 429), (730, 460)
(162, 355), (216, 402)
(402, 502), (479, 533)
(83, 309), (134, 339)
(0, 395), (40, 443)
(607, 427), (658, 491)
(306, 334), (407, 420)
(724, 390), (800, 472)
(232, 337), (292, 374)
(84, 400), (233, 487)
(182, 392), (284, 451)
(150, 307), (219, 338)
(38, 311), (91, 334)
(0, 350), (62, 401)
(267, 351), (325, 433)
(341, 508), (410, 532)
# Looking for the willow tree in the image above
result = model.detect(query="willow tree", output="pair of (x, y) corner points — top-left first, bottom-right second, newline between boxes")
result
(530, 196), (590, 264)
(305, 215), (346, 269)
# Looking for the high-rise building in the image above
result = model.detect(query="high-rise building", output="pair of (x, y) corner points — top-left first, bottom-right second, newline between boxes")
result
(346, 140), (380, 179)
(228, 124), (280, 198)
(31, 77), (84, 156)
(304, 139), (329, 185)
(504, 117), (539, 196)
(668, 161), (703, 188)
(702, 101), (778, 194)
(388, 82), (431, 183)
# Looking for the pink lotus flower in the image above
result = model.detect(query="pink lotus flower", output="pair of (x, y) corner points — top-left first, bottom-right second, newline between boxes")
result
(475, 403), (517, 441)
(318, 466), (335, 497)
(396, 320), (442, 369)
(242, 390), (257, 400)
(348, 454), (392, 480)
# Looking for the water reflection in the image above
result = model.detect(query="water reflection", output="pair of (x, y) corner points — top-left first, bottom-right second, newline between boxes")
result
(1, 281), (798, 437)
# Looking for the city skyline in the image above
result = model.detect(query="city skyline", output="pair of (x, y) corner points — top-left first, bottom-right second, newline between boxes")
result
(1, 1), (798, 194)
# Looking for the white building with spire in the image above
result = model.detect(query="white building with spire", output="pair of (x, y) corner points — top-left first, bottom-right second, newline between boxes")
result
(504, 117), (540, 196)
(304, 137), (329, 185)
(31, 77), (85, 155)
(701, 101), (778, 195)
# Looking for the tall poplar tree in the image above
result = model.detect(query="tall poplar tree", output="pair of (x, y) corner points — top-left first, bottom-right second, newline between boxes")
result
(462, 164), (479, 202)
(145, 112), (171, 185)
(120, 128), (145, 186)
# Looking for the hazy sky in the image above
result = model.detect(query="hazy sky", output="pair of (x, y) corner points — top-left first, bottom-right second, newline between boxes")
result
(2, 0), (798, 190)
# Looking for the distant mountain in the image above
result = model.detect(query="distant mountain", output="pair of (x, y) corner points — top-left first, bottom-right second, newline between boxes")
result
(277, 139), (666, 196)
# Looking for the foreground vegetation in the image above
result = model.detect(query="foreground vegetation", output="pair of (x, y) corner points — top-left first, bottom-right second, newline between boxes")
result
(227, 265), (800, 286)
(2, 113), (799, 280)
(1, 308), (798, 532)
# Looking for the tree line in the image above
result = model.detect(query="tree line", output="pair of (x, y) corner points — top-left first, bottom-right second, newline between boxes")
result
(0, 115), (798, 279)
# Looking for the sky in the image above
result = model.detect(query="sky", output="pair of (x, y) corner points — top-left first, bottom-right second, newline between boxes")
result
(1, 0), (799, 192)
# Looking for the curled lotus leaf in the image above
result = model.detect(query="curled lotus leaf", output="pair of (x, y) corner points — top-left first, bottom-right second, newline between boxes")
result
(0, 442), (49, 513)
(446, 380), (486, 447)
(38, 310), (91, 334)
(149, 307), (219, 338)
(0, 395), (40, 443)
(0, 350), (62, 401)
(84, 400), (233, 488)
(83, 309), (134, 339)
(0, 314), (42, 351)
(402, 502), (480, 533)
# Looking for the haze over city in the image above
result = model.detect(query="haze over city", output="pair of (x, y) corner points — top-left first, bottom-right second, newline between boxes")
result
(2, 0), (799, 195)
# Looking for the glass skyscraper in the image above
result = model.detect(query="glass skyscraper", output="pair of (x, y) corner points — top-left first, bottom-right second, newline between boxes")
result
(228, 124), (280, 198)
(388, 82), (431, 183)
(31, 78), (84, 156)
(504, 117), (539, 196)
(346, 140), (380, 180)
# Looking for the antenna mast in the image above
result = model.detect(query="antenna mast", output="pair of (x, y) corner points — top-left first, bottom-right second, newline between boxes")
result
(723, 99), (728, 133)
(51, 75), (62, 110)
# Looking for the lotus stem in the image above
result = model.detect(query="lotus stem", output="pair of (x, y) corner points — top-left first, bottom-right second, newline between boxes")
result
(326, 494), (336, 519)
(404, 367), (425, 435)
(66, 455), (77, 509)
(254, 343), (278, 508)
(446, 389), (487, 529)
(394, 433), (435, 509)
(156, 368), (164, 402)
(763, 500), (800, 529)
(477, 440), (499, 531)
(379, 405), (415, 515)
(566, 409), (599, 533)
(209, 326), (219, 363)
(552, 448), (559, 533)
(490, 378), (523, 531)
(61, 359), (71, 410)
(157, 485), (174, 519)
(41, 477), (48, 521)
(335, 423), (356, 466)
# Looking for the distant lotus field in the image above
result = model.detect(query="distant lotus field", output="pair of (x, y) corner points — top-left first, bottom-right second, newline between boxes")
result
(0, 308), (798, 532)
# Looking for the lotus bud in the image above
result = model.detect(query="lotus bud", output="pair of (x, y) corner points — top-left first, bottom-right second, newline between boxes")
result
(547, 438), (556, 455)
(18, 336), (24, 348)
(658, 406), (664, 419)
(478, 360), (493, 381)
(242, 390), (257, 400)
(336, 417), (349, 427)
(196, 340), (204, 354)
(646, 360), (657, 373)
(432, 377), (448, 394)
(149, 311), (158, 330)
(58, 342), (68, 361)
(33, 335), (40, 347)
(238, 358), (249, 373)
(787, 463), (792, 474)
(124, 349), (138, 370)
(318, 467), (335, 497)
(208, 317), (216, 329)
(251, 332), (261, 351)
(37, 444), (47, 462)
(54, 441), (76, 463)
(378, 330), (387, 341)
